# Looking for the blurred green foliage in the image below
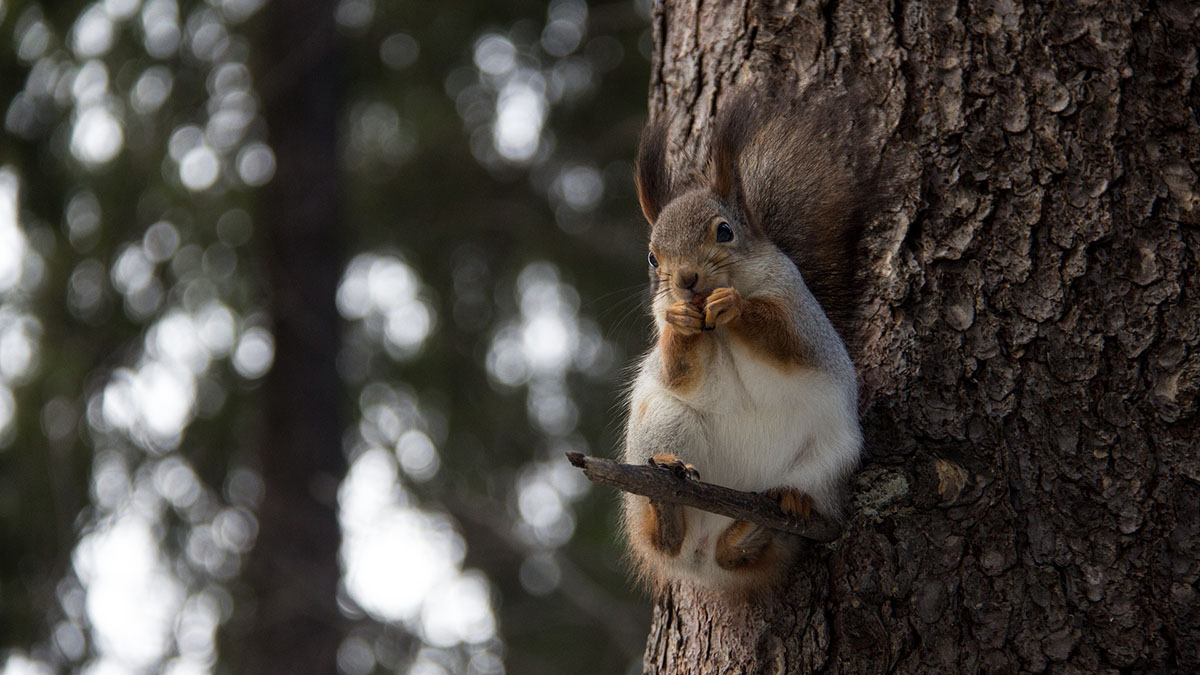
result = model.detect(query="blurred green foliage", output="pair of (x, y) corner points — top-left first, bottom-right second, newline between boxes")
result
(0, 0), (654, 672)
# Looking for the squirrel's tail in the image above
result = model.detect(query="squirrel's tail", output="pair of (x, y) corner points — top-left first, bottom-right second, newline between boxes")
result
(712, 90), (878, 348)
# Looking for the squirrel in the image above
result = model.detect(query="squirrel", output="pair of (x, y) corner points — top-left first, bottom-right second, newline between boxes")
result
(620, 89), (872, 594)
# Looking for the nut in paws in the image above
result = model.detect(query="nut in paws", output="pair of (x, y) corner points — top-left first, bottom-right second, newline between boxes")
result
(703, 286), (743, 329)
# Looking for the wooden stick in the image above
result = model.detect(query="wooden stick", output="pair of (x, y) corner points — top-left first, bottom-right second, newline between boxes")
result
(565, 453), (842, 543)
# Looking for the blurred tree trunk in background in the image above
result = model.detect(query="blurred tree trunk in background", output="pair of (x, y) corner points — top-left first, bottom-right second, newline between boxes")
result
(641, 1), (1199, 672)
(237, 0), (345, 672)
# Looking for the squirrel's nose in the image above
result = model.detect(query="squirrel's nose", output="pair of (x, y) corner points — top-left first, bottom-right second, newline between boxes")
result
(676, 271), (699, 290)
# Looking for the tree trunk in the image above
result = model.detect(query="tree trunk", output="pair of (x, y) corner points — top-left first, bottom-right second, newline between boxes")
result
(238, 1), (345, 673)
(642, 1), (1199, 672)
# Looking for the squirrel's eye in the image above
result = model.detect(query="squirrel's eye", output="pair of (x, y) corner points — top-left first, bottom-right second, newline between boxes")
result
(648, 251), (659, 268)
(716, 222), (734, 243)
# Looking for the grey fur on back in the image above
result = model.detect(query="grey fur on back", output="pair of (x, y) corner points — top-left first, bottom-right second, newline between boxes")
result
(721, 91), (876, 346)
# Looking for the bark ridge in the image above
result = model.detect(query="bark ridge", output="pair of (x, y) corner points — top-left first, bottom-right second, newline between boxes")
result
(640, 1), (1200, 672)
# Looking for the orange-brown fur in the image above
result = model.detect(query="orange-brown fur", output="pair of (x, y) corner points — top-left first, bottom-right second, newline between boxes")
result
(637, 497), (686, 557)
(714, 520), (775, 569)
(660, 325), (707, 393)
(766, 486), (813, 519)
(634, 399), (650, 422)
(713, 522), (795, 593)
(727, 297), (815, 368)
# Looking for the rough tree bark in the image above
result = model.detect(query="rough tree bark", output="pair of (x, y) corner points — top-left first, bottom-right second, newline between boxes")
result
(640, 1), (1198, 672)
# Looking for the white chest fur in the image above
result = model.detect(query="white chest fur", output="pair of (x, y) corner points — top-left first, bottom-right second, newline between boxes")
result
(623, 331), (861, 586)
(626, 329), (860, 514)
(686, 334), (855, 496)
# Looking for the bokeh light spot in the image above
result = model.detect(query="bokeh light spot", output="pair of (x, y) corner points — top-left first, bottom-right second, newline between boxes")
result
(473, 35), (515, 76)
(132, 66), (174, 114)
(396, 429), (439, 482)
(235, 143), (274, 186)
(334, 0), (374, 29)
(493, 78), (545, 162)
(232, 327), (273, 379)
(70, 107), (124, 167)
(72, 513), (186, 669)
(179, 145), (220, 191)
(71, 4), (115, 58)
(380, 32), (419, 70)
(0, 167), (29, 292)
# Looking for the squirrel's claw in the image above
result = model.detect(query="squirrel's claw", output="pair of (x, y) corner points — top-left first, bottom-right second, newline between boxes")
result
(649, 452), (701, 481)
(703, 286), (744, 329)
(665, 301), (705, 335)
(764, 487), (812, 520)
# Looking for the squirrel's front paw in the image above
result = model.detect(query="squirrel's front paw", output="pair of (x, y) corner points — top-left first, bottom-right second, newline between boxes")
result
(764, 487), (812, 520)
(704, 286), (743, 329)
(665, 301), (705, 335)
(649, 452), (700, 481)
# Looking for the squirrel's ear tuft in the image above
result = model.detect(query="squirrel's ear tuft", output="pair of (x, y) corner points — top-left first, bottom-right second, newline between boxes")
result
(635, 121), (671, 226)
(708, 92), (758, 202)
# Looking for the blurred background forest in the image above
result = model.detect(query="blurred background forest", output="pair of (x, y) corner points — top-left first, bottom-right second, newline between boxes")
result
(0, 0), (655, 673)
